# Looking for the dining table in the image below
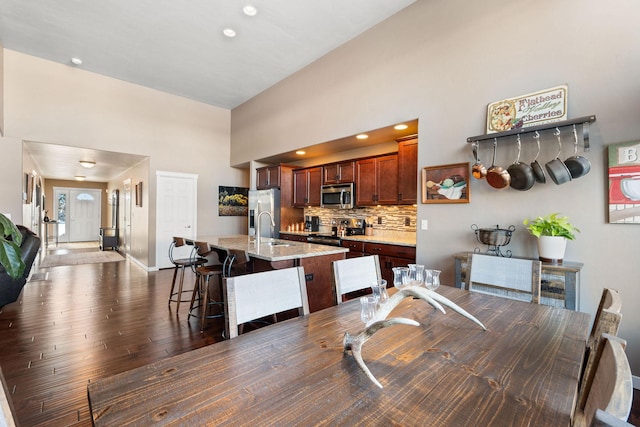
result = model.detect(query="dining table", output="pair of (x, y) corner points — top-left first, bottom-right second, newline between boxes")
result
(87, 286), (590, 426)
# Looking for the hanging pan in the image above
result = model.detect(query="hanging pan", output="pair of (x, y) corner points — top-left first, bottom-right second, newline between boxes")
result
(545, 128), (572, 185)
(507, 134), (535, 191)
(472, 142), (487, 179)
(486, 138), (511, 189)
(530, 131), (546, 183)
(564, 124), (591, 179)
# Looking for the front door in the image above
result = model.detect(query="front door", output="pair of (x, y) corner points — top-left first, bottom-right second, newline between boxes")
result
(155, 171), (198, 269)
(53, 187), (102, 242)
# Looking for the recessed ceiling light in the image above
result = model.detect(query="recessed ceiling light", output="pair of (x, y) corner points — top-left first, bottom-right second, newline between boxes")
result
(223, 28), (237, 38)
(71, 57), (82, 65)
(394, 124), (408, 130)
(356, 134), (369, 140)
(74, 175), (86, 181)
(296, 150), (306, 155)
(79, 160), (96, 168)
(243, 5), (257, 16)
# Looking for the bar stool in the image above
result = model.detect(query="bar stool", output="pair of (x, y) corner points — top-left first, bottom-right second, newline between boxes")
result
(168, 237), (206, 312)
(188, 242), (226, 332)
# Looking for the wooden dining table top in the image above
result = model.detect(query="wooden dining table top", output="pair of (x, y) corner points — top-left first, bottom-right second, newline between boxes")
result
(87, 286), (590, 426)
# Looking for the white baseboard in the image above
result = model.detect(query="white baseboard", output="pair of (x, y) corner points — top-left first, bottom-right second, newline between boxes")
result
(126, 254), (152, 271)
(634, 375), (639, 390)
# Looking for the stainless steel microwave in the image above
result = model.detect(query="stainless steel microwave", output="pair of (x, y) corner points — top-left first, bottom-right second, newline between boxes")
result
(320, 183), (354, 209)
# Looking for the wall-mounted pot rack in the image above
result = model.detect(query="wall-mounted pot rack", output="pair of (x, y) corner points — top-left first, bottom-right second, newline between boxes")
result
(466, 115), (597, 151)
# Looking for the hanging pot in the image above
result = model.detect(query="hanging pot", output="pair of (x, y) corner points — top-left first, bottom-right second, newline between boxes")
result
(564, 125), (591, 179)
(471, 142), (487, 180)
(507, 134), (535, 191)
(545, 128), (572, 185)
(486, 138), (511, 189)
(530, 131), (546, 183)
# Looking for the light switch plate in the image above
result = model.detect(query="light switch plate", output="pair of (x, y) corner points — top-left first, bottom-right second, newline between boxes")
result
(421, 219), (428, 230)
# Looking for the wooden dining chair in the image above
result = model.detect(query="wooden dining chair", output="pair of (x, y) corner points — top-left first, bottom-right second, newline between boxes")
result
(572, 334), (633, 427)
(578, 288), (623, 409)
(332, 255), (382, 304)
(467, 253), (542, 303)
(0, 366), (18, 427)
(223, 267), (309, 339)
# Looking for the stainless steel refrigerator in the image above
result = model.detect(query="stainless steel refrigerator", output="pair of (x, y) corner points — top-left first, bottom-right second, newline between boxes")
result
(248, 189), (281, 238)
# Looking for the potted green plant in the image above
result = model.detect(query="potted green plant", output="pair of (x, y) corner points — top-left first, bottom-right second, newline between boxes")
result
(0, 213), (25, 279)
(523, 213), (580, 263)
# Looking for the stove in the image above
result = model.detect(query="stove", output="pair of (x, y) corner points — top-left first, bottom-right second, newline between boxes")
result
(306, 217), (366, 247)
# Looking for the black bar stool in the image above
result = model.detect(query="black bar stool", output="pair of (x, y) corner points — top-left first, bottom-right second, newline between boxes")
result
(188, 242), (226, 332)
(168, 237), (206, 312)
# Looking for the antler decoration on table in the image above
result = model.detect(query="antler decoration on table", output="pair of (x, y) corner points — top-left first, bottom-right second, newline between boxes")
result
(343, 285), (486, 388)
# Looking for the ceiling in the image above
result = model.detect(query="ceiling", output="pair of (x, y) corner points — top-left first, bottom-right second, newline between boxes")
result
(1, 0), (417, 181)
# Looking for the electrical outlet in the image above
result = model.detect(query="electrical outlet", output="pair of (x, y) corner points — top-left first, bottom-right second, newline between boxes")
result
(378, 216), (382, 224)
(405, 217), (411, 226)
(421, 219), (429, 230)
(305, 273), (314, 281)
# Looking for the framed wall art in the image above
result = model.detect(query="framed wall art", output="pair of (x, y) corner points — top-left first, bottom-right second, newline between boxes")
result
(421, 162), (470, 204)
(218, 186), (249, 216)
(608, 140), (640, 223)
(135, 182), (143, 207)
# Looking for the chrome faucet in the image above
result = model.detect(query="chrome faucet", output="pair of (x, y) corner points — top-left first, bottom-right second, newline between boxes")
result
(255, 209), (275, 247)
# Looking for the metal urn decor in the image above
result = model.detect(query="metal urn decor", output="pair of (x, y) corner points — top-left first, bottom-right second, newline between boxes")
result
(472, 224), (516, 257)
(343, 285), (486, 388)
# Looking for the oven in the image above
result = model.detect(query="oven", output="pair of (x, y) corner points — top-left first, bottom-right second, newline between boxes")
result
(306, 235), (343, 247)
(320, 183), (354, 209)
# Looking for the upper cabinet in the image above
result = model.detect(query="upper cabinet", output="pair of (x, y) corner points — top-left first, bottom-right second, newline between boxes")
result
(323, 161), (355, 185)
(356, 154), (398, 206)
(256, 164), (296, 190)
(293, 166), (322, 207)
(397, 136), (418, 204)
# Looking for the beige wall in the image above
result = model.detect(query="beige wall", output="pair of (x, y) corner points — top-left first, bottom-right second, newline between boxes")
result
(3, 49), (248, 268)
(0, 39), (4, 136)
(231, 0), (640, 373)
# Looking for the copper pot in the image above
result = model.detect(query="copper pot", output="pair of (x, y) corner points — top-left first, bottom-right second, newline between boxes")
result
(486, 138), (510, 189)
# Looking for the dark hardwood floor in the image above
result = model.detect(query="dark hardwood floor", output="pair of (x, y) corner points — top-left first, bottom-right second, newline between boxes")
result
(1, 244), (639, 426)
(0, 244), (225, 426)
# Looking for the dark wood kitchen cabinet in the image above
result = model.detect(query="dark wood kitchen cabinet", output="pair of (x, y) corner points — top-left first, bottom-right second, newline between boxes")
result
(256, 164), (296, 190)
(323, 161), (355, 184)
(355, 154), (398, 206)
(341, 239), (416, 285)
(293, 167), (322, 207)
(397, 136), (418, 204)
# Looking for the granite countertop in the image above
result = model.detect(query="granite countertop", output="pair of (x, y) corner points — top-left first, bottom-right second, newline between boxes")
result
(279, 230), (416, 247)
(194, 235), (347, 262)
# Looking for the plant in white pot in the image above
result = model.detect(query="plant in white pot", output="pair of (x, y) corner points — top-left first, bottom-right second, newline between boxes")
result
(523, 213), (580, 264)
(0, 213), (25, 279)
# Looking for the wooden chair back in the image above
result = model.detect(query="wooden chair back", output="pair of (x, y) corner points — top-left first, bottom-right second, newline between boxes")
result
(578, 288), (623, 409)
(224, 249), (250, 277)
(467, 253), (541, 303)
(573, 334), (633, 427)
(332, 255), (382, 303)
(223, 267), (309, 339)
(0, 366), (18, 427)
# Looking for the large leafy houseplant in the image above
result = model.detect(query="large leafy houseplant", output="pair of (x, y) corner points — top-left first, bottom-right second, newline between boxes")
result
(523, 213), (580, 240)
(0, 213), (25, 279)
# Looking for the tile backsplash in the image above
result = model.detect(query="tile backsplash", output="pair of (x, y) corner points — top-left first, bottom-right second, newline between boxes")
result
(304, 205), (417, 232)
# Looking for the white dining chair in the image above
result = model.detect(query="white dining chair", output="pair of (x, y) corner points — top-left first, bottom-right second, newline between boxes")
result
(467, 253), (541, 303)
(223, 267), (309, 339)
(332, 255), (382, 304)
(572, 334), (633, 427)
(578, 288), (623, 410)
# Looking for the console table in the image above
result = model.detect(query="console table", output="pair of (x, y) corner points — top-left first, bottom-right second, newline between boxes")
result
(453, 251), (583, 310)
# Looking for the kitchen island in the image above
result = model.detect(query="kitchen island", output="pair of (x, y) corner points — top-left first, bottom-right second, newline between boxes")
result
(192, 235), (348, 312)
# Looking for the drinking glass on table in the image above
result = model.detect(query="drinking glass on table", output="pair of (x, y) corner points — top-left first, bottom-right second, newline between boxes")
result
(370, 279), (389, 305)
(408, 264), (425, 286)
(360, 296), (377, 325)
(425, 269), (441, 291)
(392, 267), (410, 289)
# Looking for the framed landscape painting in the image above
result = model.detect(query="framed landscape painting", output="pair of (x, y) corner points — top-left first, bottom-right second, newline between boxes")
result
(219, 186), (249, 216)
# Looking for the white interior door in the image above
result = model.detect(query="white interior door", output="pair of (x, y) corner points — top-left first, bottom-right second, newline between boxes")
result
(69, 189), (102, 242)
(156, 171), (198, 269)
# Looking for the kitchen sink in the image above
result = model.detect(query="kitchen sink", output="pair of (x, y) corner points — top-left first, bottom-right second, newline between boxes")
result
(263, 241), (292, 247)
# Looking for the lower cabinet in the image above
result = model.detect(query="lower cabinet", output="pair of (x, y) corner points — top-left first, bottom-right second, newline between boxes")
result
(341, 240), (416, 285)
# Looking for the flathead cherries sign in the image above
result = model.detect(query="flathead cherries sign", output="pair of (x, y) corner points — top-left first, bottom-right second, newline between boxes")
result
(486, 85), (568, 133)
